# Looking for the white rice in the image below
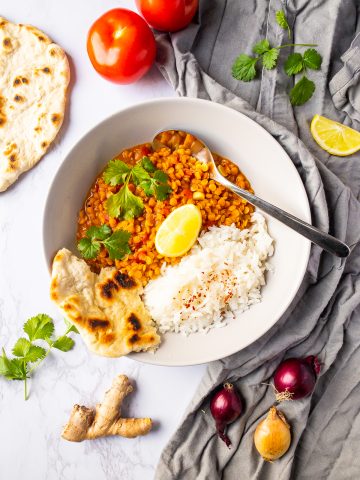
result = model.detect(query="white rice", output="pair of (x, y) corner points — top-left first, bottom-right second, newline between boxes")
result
(144, 212), (274, 335)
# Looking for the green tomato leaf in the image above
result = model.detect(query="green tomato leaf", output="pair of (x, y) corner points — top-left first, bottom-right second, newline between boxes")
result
(77, 237), (100, 259)
(232, 54), (258, 82)
(25, 345), (47, 363)
(106, 185), (144, 220)
(289, 76), (315, 106)
(102, 230), (131, 260)
(303, 48), (322, 70)
(12, 338), (31, 357)
(140, 156), (156, 173)
(86, 225), (111, 241)
(252, 39), (270, 55)
(23, 314), (54, 341)
(103, 159), (131, 186)
(155, 183), (172, 201)
(52, 336), (75, 352)
(262, 48), (280, 70)
(284, 53), (304, 76)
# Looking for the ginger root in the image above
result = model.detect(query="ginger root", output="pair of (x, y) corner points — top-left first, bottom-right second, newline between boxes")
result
(62, 374), (152, 442)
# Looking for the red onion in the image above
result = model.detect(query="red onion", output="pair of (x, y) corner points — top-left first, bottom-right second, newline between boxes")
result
(210, 382), (242, 447)
(274, 356), (320, 400)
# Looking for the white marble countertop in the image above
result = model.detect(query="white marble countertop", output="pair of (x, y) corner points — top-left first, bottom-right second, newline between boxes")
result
(0, 1), (206, 478)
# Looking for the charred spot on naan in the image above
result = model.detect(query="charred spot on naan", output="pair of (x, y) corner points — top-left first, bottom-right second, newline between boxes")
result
(41, 141), (48, 149)
(0, 96), (6, 126)
(100, 279), (119, 300)
(42, 67), (51, 74)
(128, 313), (141, 331)
(114, 272), (136, 289)
(3, 37), (12, 49)
(88, 318), (109, 330)
(126, 332), (157, 349)
(99, 271), (136, 301)
(13, 76), (29, 87)
(24, 25), (50, 44)
(14, 95), (25, 103)
(51, 113), (61, 125)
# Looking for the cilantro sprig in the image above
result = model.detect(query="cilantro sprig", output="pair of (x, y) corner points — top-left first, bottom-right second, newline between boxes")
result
(0, 315), (79, 400)
(77, 225), (131, 260)
(276, 9), (291, 39)
(231, 10), (322, 106)
(103, 156), (172, 219)
(284, 49), (322, 105)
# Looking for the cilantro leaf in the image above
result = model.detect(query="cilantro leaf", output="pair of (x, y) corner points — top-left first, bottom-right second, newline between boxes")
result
(262, 48), (279, 69)
(232, 54), (258, 82)
(25, 345), (46, 363)
(1, 315), (79, 399)
(131, 164), (151, 185)
(276, 10), (291, 38)
(303, 48), (322, 70)
(153, 170), (168, 183)
(52, 336), (75, 352)
(253, 39), (270, 55)
(102, 230), (131, 260)
(140, 156), (157, 173)
(103, 160), (131, 186)
(64, 318), (79, 334)
(12, 338), (31, 357)
(0, 349), (26, 380)
(139, 179), (155, 196)
(289, 76), (315, 106)
(284, 53), (304, 76)
(155, 183), (173, 201)
(106, 185), (144, 219)
(23, 314), (54, 341)
(77, 237), (100, 259)
(86, 225), (111, 241)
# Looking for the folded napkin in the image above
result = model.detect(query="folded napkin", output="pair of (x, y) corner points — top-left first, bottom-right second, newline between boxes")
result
(155, 1), (360, 478)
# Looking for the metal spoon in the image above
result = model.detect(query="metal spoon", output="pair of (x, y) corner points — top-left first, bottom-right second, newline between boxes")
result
(153, 130), (350, 258)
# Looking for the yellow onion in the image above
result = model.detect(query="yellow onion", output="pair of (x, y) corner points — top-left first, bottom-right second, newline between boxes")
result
(254, 406), (291, 461)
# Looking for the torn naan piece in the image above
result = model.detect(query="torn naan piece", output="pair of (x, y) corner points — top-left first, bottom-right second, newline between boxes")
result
(0, 17), (70, 192)
(50, 249), (160, 357)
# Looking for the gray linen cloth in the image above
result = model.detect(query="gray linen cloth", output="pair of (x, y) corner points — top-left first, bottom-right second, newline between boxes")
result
(154, 1), (360, 479)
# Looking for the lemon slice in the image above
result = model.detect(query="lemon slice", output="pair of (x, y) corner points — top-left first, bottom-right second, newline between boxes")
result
(155, 204), (202, 257)
(310, 114), (360, 156)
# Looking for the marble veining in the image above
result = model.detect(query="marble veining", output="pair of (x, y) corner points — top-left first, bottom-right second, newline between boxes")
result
(0, 1), (207, 479)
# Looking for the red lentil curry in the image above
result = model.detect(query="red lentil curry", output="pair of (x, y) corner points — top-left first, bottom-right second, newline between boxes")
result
(77, 131), (254, 285)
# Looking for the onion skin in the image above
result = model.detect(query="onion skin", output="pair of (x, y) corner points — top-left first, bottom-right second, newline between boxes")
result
(254, 407), (291, 461)
(210, 383), (242, 448)
(274, 356), (319, 400)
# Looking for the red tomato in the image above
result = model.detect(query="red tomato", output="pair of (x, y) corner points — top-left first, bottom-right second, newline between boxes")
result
(136, 0), (198, 32)
(87, 8), (156, 84)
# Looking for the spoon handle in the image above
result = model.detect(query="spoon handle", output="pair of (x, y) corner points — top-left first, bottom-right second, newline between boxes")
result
(220, 177), (350, 258)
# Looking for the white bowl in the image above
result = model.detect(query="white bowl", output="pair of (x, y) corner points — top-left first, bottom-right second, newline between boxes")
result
(43, 97), (311, 366)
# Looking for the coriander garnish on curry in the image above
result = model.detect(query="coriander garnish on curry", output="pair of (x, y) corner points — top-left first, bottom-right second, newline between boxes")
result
(77, 131), (255, 285)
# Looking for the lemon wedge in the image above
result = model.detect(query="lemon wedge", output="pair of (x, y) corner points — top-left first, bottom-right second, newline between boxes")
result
(155, 204), (202, 257)
(310, 114), (360, 156)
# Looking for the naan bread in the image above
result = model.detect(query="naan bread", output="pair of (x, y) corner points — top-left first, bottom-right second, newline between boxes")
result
(0, 17), (69, 192)
(50, 249), (160, 357)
